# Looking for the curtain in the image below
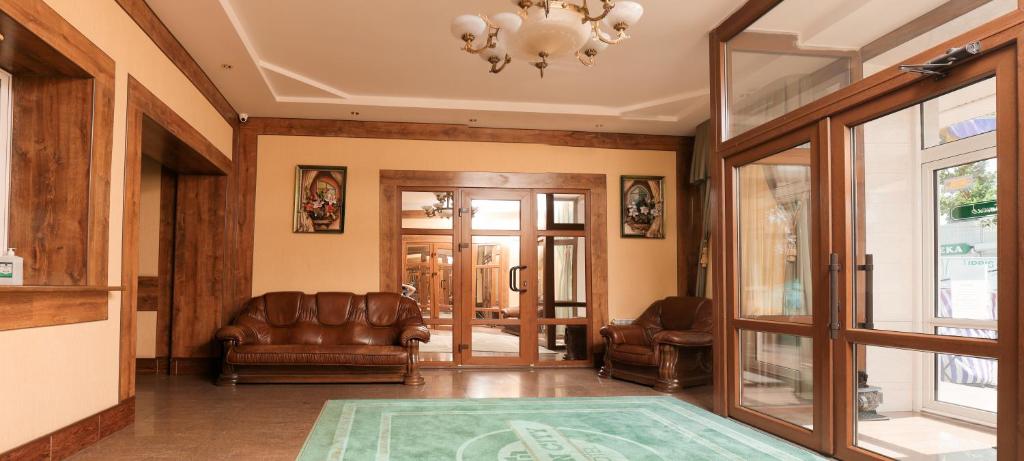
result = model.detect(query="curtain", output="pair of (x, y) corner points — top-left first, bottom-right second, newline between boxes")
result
(691, 121), (712, 297)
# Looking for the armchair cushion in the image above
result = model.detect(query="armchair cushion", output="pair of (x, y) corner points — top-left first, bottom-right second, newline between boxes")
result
(216, 325), (256, 345)
(599, 324), (649, 346)
(653, 330), (713, 347)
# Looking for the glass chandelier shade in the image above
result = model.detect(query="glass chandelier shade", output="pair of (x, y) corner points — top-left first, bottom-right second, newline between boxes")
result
(451, 0), (644, 77)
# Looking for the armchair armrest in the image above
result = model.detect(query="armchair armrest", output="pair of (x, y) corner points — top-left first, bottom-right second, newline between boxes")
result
(400, 324), (430, 346)
(599, 324), (648, 345)
(652, 330), (713, 347)
(216, 325), (254, 346)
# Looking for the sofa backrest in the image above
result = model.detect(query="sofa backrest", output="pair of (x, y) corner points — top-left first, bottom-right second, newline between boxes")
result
(232, 291), (423, 346)
(634, 296), (713, 334)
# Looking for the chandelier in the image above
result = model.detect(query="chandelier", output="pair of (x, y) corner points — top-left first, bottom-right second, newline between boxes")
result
(422, 192), (478, 219)
(450, 0), (644, 77)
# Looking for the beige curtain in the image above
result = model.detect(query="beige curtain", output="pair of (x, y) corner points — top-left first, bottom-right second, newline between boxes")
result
(738, 165), (791, 317)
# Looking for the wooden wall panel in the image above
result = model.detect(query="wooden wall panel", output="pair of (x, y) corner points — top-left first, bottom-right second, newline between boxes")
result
(136, 276), (158, 311)
(156, 167), (177, 358)
(9, 76), (92, 285)
(172, 175), (226, 358)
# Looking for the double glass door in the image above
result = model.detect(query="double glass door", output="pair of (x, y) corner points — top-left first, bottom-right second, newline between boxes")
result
(400, 187), (592, 367)
(726, 47), (1016, 459)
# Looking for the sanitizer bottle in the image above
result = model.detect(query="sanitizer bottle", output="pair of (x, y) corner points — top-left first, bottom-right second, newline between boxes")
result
(0, 248), (23, 286)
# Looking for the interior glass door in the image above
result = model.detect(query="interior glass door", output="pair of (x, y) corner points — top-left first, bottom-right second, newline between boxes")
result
(459, 189), (536, 365)
(832, 46), (1015, 460)
(725, 123), (832, 453)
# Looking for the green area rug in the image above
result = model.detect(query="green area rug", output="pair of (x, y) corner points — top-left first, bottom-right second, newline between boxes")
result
(297, 396), (827, 460)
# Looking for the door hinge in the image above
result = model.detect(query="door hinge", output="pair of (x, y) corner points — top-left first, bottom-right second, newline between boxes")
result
(458, 344), (469, 352)
(458, 207), (472, 217)
(458, 243), (470, 250)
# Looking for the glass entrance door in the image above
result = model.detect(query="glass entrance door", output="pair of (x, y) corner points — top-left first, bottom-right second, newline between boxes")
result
(725, 123), (833, 453)
(830, 46), (1015, 460)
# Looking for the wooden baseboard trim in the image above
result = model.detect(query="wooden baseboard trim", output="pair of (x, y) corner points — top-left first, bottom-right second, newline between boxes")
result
(0, 397), (134, 461)
(135, 357), (169, 375)
(169, 357), (218, 376)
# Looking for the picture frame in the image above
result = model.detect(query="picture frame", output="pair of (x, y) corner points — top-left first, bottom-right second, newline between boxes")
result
(620, 175), (665, 239)
(293, 165), (347, 234)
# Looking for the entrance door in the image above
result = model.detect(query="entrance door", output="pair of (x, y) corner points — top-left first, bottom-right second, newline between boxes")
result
(459, 189), (536, 365)
(830, 46), (1016, 460)
(724, 123), (833, 452)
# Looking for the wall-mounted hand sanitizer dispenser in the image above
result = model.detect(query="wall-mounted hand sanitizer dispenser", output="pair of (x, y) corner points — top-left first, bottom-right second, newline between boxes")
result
(0, 248), (23, 285)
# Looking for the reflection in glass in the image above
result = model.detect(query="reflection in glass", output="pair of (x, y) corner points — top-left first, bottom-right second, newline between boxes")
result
(471, 199), (520, 230)
(419, 325), (454, 362)
(723, 0), (1015, 141)
(537, 193), (586, 230)
(736, 144), (813, 323)
(922, 78), (996, 149)
(537, 325), (587, 361)
(739, 331), (813, 429)
(537, 237), (587, 319)
(471, 325), (520, 358)
(402, 191), (454, 229)
(402, 238), (454, 320)
(855, 345), (996, 460)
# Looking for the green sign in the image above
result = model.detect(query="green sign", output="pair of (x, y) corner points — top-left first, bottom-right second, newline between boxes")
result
(951, 200), (997, 221)
(940, 243), (974, 256)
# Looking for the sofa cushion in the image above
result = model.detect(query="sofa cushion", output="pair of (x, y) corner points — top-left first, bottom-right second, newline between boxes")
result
(227, 344), (409, 366)
(316, 292), (356, 326)
(264, 292), (305, 326)
(366, 292), (402, 326)
(609, 344), (658, 366)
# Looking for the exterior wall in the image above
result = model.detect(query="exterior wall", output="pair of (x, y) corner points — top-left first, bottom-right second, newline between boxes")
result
(251, 135), (678, 322)
(0, 0), (232, 451)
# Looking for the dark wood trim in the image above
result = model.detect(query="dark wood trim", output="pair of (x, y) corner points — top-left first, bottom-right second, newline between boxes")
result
(169, 357), (218, 376)
(243, 117), (684, 151)
(156, 168), (177, 359)
(712, 0), (782, 42)
(135, 357), (169, 375)
(136, 276), (158, 311)
(113, 0), (238, 126)
(0, 288), (110, 332)
(0, 397), (134, 461)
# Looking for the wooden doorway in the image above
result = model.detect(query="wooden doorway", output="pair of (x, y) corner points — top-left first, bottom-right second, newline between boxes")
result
(380, 171), (608, 368)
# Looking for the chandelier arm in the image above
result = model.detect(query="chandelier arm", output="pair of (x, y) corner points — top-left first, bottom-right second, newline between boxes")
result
(577, 50), (596, 67)
(592, 21), (629, 45)
(461, 15), (502, 54)
(489, 55), (513, 74)
(578, 0), (616, 23)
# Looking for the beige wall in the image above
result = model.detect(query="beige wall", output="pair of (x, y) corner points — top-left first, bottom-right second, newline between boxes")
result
(0, 0), (232, 451)
(135, 157), (162, 359)
(252, 135), (678, 322)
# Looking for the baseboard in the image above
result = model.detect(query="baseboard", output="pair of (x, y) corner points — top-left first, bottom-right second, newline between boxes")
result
(169, 357), (218, 376)
(136, 357), (170, 375)
(0, 397), (134, 461)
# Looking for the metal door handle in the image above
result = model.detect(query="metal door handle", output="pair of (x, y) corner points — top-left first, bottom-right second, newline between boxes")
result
(829, 253), (841, 339)
(857, 254), (874, 329)
(508, 265), (528, 292)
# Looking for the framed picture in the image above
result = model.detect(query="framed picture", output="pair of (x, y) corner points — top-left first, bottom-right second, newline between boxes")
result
(621, 175), (665, 239)
(293, 165), (347, 233)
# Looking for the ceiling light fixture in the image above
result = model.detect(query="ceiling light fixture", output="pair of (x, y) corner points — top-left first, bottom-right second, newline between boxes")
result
(451, 0), (643, 78)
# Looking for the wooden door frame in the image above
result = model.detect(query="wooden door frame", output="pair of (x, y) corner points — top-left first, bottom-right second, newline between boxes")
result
(828, 45), (1018, 461)
(380, 170), (609, 368)
(722, 121), (833, 453)
(120, 76), (230, 401)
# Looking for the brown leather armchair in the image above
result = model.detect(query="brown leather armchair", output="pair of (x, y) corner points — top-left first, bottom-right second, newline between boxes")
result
(598, 296), (712, 392)
(216, 291), (429, 386)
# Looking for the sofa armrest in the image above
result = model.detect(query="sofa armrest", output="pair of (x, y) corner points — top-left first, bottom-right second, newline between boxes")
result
(652, 330), (713, 347)
(400, 324), (430, 346)
(216, 325), (254, 346)
(599, 324), (647, 345)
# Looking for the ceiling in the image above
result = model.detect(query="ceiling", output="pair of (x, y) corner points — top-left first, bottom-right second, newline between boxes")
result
(146, 0), (747, 136)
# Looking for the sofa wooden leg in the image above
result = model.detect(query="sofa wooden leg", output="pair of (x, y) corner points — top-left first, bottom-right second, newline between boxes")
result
(217, 361), (238, 386)
(404, 342), (425, 386)
(597, 336), (613, 379)
(654, 344), (680, 393)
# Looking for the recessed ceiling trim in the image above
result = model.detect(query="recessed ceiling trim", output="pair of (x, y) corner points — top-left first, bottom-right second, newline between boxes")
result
(216, 0), (682, 123)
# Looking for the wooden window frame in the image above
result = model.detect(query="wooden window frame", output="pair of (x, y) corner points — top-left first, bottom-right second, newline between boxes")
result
(0, 0), (119, 332)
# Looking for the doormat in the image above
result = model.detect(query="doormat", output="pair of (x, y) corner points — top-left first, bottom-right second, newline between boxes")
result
(297, 396), (827, 460)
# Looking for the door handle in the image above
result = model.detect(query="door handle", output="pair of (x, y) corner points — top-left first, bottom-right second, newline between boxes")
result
(508, 265), (528, 293)
(857, 254), (874, 329)
(828, 253), (841, 340)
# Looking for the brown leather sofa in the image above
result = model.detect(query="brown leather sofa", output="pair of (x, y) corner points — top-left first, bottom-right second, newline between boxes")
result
(598, 296), (712, 392)
(215, 292), (429, 386)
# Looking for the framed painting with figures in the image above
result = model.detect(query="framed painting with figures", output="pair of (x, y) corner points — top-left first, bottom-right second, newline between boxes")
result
(294, 165), (347, 234)
(620, 175), (665, 239)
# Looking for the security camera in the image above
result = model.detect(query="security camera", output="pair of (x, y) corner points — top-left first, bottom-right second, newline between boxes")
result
(239, 113), (249, 123)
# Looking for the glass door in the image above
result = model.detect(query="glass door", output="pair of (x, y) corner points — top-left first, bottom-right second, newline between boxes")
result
(459, 189), (536, 366)
(725, 122), (833, 453)
(831, 46), (1016, 460)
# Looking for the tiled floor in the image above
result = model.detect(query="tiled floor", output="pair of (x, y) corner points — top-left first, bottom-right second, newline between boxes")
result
(70, 369), (712, 460)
